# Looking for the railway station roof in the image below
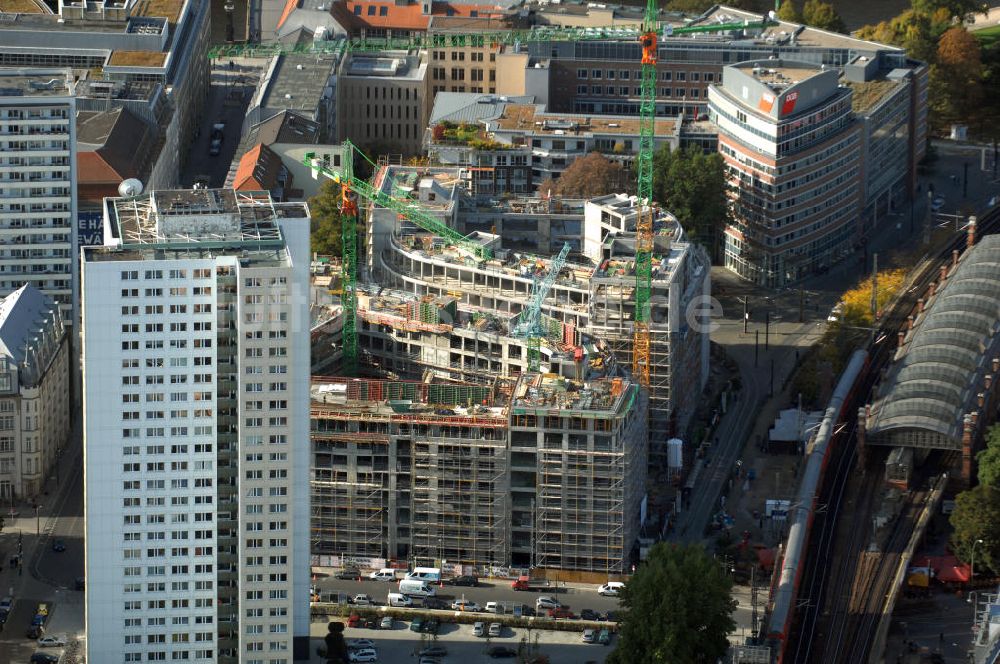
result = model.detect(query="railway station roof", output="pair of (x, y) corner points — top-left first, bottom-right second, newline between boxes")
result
(866, 235), (1000, 449)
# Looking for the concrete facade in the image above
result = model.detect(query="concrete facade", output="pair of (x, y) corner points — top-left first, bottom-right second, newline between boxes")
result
(82, 189), (311, 664)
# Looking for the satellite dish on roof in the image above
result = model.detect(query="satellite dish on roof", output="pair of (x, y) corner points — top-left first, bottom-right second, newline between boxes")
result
(118, 179), (144, 197)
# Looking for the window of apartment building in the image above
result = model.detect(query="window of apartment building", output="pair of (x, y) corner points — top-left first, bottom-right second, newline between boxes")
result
(471, 69), (483, 82)
(620, 70), (630, 79)
(433, 67), (445, 80)
(451, 51), (465, 61)
(606, 86), (615, 95)
(690, 89), (700, 98)
(690, 72), (700, 82)
(577, 84), (588, 94)
(674, 88), (686, 98)
(705, 72), (715, 82)
(451, 68), (465, 80)
(366, 5), (374, 14)
(472, 52), (484, 61)
(433, 50), (444, 60)
(660, 71), (671, 81)
(379, 5), (387, 14)
(619, 86), (629, 96)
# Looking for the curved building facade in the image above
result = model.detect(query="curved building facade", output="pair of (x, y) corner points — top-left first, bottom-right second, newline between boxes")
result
(709, 59), (862, 286)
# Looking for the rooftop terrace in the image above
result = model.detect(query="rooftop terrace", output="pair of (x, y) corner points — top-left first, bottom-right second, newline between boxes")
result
(734, 62), (824, 94)
(492, 103), (676, 137)
(845, 77), (901, 113)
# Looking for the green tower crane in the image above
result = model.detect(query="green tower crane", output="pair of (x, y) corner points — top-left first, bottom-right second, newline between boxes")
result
(632, 0), (659, 388)
(305, 141), (493, 374)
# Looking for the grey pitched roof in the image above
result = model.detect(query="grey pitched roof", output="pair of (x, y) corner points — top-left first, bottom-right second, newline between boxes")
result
(429, 92), (535, 125)
(0, 285), (63, 384)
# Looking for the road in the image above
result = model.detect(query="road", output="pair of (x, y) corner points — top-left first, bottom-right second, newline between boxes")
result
(0, 421), (84, 664)
(313, 577), (621, 616)
(308, 620), (611, 664)
(180, 64), (258, 189)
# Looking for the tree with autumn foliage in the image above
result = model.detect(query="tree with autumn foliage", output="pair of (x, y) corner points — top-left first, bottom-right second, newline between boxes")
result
(931, 27), (984, 127)
(539, 152), (630, 199)
(837, 267), (908, 327)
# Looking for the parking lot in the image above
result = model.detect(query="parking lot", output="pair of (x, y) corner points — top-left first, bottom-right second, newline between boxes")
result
(309, 618), (612, 664)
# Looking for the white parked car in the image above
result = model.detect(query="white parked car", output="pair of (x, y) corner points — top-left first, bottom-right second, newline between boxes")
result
(473, 621), (486, 637)
(598, 582), (625, 597)
(349, 648), (378, 663)
(535, 596), (561, 610)
(347, 639), (376, 650)
(38, 635), (68, 647)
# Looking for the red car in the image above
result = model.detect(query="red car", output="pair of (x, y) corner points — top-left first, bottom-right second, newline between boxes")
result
(347, 613), (361, 628)
(548, 608), (576, 620)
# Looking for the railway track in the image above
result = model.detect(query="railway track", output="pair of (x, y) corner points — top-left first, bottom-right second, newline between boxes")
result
(789, 208), (1000, 663)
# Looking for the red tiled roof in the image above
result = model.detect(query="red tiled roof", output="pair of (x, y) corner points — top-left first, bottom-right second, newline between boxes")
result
(77, 151), (127, 184)
(233, 143), (287, 192)
(335, 0), (503, 31)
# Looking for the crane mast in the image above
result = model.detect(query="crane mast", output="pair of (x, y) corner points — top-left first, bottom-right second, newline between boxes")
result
(632, 0), (658, 389)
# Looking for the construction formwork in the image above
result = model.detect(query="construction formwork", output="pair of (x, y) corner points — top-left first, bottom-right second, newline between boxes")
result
(510, 376), (648, 574)
(310, 377), (512, 566)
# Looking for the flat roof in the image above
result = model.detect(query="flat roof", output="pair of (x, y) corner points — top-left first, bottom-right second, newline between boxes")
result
(310, 376), (511, 422)
(511, 372), (634, 416)
(130, 0), (184, 24)
(734, 62), (824, 94)
(698, 5), (901, 53)
(493, 103), (676, 137)
(261, 53), (339, 112)
(104, 188), (286, 249)
(0, 0), (48, 13)
(0, 70), (73, 97)
(107, 50), (168, 67)
(343, 51), (424, 80)
(845, 77), (901, 113)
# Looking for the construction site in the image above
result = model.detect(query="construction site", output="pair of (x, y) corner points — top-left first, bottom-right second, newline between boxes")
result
(305, 11), (709, 571)
(310, 368), (647, 574)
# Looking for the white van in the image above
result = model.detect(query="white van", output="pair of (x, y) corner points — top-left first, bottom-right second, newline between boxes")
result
(369, 568), (397, 582)
(405, 567), (442, 583)
(485, 601), (504, 614)
(387, 593), (413, 607)
(398, 579), (436, 597)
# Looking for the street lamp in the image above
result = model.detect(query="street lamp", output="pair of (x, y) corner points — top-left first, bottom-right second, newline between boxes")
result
(971, 538), (985, 585)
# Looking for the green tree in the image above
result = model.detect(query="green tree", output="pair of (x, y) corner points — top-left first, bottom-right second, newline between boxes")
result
(911, 0), (987, 20)
(978, 425), (1000, 487)
(801, 0), (846, 32)
(652, 144), (728, 261)
(307, 179), (345, 257)
(950, 484), (1000, 576)
(776, 0), (802, 22)
(608, 544), (735, 664)
(545, 152), (629, 198)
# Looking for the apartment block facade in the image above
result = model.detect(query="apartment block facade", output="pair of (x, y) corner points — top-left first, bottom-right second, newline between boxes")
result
(0, 70), (77, 318)
(82, 189), (310, 664)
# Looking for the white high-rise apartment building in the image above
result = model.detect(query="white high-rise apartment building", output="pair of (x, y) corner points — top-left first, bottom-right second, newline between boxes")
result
(0, 69), (77, 319)
(82, 189), (310, 664)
